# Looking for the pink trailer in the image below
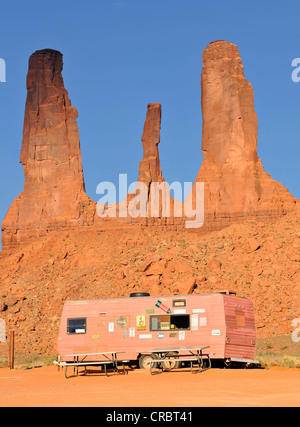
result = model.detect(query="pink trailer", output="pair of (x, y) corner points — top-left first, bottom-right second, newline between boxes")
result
(57, 292), (259, 368)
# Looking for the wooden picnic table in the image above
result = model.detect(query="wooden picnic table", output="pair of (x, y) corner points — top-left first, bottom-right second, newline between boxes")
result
(149, 345), (212, 374)
(55, 351), (126, 378)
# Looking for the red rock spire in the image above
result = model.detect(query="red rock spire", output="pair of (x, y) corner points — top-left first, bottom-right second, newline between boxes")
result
(138, 102), (164, 187)
(190, 40), (298, 227)
(2, 49), (95, 252)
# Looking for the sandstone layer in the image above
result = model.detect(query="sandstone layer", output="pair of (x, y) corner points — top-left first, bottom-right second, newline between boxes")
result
(1, 49), (95, 252)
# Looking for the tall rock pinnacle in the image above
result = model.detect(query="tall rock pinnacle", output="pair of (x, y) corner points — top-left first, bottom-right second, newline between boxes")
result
(1, 49), (95, 252)
(122, 102), (171, 220)
(190, 40), (298, 227)
(138, 103), (164, 187)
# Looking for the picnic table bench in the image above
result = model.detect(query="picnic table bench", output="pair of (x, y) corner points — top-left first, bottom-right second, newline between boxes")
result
(54, 351), (127, 378)
(149, 346), (214, 374)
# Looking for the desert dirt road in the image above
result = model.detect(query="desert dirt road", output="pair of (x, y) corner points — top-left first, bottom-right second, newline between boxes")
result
(0, 365), (299, 407)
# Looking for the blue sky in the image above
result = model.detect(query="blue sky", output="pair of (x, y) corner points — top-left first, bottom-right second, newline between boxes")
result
(0, 0), (300, 248)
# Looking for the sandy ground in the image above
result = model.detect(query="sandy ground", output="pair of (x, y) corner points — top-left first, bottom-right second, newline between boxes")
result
(0, 365), (299, 407)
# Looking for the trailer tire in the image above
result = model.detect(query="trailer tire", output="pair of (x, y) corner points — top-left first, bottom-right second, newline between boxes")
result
(130, 293), (150, 298)
(161, 352), (181, 370)
(139, 354), (158, 370)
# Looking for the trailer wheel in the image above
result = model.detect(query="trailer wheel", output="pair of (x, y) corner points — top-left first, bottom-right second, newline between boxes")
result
(161, 352), (181, 370)
(139, 354), (158, 370)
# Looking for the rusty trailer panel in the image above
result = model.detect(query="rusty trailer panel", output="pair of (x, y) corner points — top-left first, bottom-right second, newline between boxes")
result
(223, 295), (257, 361)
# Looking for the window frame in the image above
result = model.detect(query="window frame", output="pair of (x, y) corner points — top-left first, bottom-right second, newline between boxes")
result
(67, 317), (87, 335)
(150, 314), (190, 331)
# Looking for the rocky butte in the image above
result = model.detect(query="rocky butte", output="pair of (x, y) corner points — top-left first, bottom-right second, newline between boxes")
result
(1, 42), (299, 253)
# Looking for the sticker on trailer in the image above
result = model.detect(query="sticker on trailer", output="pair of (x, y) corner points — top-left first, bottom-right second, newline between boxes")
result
(146, 309), (154, 314)
(199, 317), (207, 327)
(109, 322), (114, 332)
(155, 300), (171, 314)
(129, 327), (135, 337)
(139, 334), (152, 339)
(136, 315), (146, 331)
(173, 309), (186, 314)
(191, 314), (199, 331)
(179, 331), (185, 340)
(158, 333), (164, 339)
(212, 329), (221, 336)
(160, 322), (170, 330)
(92, 334), (100, 339)
(192, 308), (206, 313)
(116, 315), (128, 329)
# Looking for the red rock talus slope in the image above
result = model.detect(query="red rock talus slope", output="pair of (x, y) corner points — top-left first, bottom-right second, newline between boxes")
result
(189, 41), (298, 229)
(1, 50), (95, 252)
(0, 210), (299, 358)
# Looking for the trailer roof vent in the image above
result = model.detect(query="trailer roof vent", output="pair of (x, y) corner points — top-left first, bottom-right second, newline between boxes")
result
(214, 289), (236, 295)
(130, 292), (150, 298)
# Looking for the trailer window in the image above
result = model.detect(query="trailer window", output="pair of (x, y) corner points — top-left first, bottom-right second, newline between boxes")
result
(173, 299), (186, 307)
(150, 315), (190, 331)
(67, 318), (86, 334)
